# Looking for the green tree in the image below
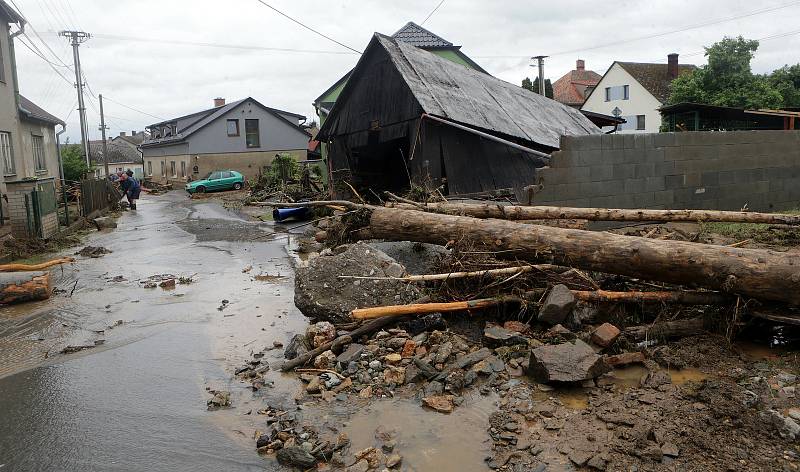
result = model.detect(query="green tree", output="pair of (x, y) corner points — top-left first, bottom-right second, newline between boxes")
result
(668, 36), (784, 109)
(769, 64), (800, 107)
(522, 77), (553, 98)
(60, 143), (91, 182)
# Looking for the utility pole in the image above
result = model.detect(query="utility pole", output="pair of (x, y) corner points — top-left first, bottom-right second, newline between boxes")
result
(59, 30), (91, 167)
(98, 94), (110, 177)
(531, 55), (548, 96)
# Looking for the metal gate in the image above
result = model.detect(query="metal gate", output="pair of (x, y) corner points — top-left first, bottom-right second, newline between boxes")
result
(23, 180), (58, 238)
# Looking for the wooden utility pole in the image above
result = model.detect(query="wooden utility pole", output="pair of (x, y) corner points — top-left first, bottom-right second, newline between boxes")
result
(99, 94), (109, 177)
(59, 30), (91, 167)
(532, 55), (548, 95)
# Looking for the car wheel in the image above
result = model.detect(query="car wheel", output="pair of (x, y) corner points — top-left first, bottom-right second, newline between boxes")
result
(233, 182), (242, 190)
(196, 185), (206, 193)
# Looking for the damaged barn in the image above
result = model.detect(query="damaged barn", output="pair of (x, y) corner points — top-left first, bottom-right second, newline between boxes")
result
(317, 34), (601, 197)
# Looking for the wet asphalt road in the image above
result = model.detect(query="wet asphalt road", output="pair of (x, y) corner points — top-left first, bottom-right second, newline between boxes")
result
(0, 192), (307, 471)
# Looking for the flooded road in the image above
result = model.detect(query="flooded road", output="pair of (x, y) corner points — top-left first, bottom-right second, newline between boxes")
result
(0, 192), (306, 471)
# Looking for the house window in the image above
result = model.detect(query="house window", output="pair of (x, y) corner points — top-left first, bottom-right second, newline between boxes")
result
(0, 131), (14, 175)
(147, 161), (152, 176)
(32, 135), (46, 171)
(161, 161), (165, 177)
(636, 115), (646, 130)
(170, 161), (176, 177)
(180, 161), (186, 178)
(0, 45), (5, 83)
(245, 119), (260, 148)
(227, 119), (240, 137)
(605, 85), (629, 101)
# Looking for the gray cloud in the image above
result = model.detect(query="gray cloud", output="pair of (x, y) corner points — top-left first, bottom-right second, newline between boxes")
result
(10, 0), (800, 143)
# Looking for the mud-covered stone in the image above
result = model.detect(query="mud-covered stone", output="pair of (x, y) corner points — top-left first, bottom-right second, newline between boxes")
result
(484, 324), (529, 347)
(284, 334), (309, 360)
(276, 446), (316, 469)
(538, 284), (576, 325)
(527, 339), (610, 383)
(306, 321), (336, 348)
(294, 242), (421, 322)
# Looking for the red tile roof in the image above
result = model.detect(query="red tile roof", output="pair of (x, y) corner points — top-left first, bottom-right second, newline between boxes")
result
(553, 61), (602, 107)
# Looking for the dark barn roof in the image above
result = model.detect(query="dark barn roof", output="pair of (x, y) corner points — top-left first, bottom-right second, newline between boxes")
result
(18, 95), (64, 125)
(391, 21), (453, 48)
(319, 34), (600, 149)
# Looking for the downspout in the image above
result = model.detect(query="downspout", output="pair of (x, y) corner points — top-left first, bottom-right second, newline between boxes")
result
(9, 21), (25, 111)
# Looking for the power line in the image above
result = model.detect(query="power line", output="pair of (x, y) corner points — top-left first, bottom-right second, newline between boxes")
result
(252, 0), (362, 54)
(39, 31), (359, 55)
(102, 96), (166, 121)
(16, 35), (75, 86)
(648, 28), (800, 62)
(421, 0), (446, 26)
(471, 0), (800, 59)
(548, 0), (800, 57)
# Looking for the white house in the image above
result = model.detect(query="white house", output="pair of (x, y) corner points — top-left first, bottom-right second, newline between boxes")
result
(581, 54), (695, 133)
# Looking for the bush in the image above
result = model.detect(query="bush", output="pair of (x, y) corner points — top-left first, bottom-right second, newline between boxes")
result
(266, 153), (301, 187)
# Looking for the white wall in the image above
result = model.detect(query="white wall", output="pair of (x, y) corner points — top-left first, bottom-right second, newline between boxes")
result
(581, 63), (663, 134)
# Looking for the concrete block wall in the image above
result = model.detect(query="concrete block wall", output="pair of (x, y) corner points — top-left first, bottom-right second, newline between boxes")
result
(535, 130), (800, 212)
(5, 179), (59, 239)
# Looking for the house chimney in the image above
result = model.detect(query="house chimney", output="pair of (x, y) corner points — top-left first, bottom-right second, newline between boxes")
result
(132, 130), (137, 136)
(214, 97), (226, 107)
(119, 131), (127, 137)
(668, 53), (679, 79)
(576, 59), (585, 71)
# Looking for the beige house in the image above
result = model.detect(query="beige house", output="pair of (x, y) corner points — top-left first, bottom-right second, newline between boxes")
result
(1, 2), (64, 222)
(141, 97), (309, 184)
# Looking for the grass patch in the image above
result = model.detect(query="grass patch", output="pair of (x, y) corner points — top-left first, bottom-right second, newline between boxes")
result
(700, 208), (800, 245)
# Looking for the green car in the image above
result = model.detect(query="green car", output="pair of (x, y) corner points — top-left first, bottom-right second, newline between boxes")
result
(186, 170), (245, 194)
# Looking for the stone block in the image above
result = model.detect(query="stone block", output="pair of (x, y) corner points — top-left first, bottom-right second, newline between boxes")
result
(684, 173), (701, 186)
(718, 170), (736, 185)
(624, 178), (646, 194)
(701, 171), (719, 187)
(644, 176), (665, 192)
(589, 165), (614, 181)
(612, 164), (635, 180)
(632, 192), (655, 207)
(653, 190), (674, 206)
(577, 150), (603, 166)
(664, 174), (686, 189)
(538, 284), (576, 325)
(653, 132), (675, 148)
(634, 163), (656, 178)
(591, 323), (621, 347)
(623, 134), (636, 149)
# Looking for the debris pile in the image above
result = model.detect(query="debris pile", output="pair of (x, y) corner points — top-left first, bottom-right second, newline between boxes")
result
(245, 198), (800, 470)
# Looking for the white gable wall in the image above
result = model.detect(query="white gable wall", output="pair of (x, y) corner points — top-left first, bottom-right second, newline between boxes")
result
(581, 63), (663, 134)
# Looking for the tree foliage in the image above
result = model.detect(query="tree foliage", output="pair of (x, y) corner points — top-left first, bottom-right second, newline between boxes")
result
(60, 143), (91, 183)
(522, 77), (553, 98)
(668, 36), (797, 109)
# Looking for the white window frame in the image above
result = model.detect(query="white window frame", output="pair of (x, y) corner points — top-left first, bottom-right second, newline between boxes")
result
(1, 131), (14, 175)
(605, 85), (630, 101)
(32, 134), (46, 172)
(636, 115), (646, 130)
(161, 161), (165, 177)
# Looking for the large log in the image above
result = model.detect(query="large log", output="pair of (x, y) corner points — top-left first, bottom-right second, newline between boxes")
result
(346, 206), (800, 305)
(625, 317), (706, 341)
(0, 271), (52, 305)
(384, 201), (800, 225)
(571, 290), (730, 305)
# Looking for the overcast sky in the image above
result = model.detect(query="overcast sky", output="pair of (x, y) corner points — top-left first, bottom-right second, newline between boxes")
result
(9, 0), (800, 143)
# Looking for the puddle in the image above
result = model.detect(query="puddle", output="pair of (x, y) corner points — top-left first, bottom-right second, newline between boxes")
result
(737, 341), (785, 361)
(532, 387), (589, 410)
(668, 367), (709, 385)
(607, 365), (649, 390)
(344, 394), (496, 471)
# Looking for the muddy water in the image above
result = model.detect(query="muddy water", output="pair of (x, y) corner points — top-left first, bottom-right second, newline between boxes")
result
(0, 193), (305, 471)
(343, 393), (497, 471)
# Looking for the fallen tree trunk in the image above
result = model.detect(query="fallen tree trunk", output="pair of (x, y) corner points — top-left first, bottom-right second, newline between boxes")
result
(0, 271), (51, 305)
(0, 257), (74, 272)
(571, 290), (731, 305)
(384, 201), (800, 225)
(345, 206), (800, 305)
(625, 317), (706, 341)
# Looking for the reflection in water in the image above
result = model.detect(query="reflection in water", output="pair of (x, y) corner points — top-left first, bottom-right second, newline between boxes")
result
(345, 394), (497, 472)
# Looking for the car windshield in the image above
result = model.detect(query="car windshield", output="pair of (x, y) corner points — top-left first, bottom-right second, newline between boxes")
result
(203, 172), (213, 180)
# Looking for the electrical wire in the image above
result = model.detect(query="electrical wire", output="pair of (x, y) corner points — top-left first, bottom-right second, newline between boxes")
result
(16, 35), (74, 86)
(252, 0), (361, 54)
(101, 96), (166, 121)
(471, 0), (800, 59)
(421, 0), (446, 26)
